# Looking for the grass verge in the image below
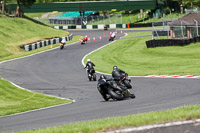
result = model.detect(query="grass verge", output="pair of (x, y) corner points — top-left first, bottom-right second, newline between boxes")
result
(0, 17), (75, 62)
(84, 32), (200, 76)
(0, 78), (71, 116)
(18, 104), (200, 133)
(0, 17), (82, 116)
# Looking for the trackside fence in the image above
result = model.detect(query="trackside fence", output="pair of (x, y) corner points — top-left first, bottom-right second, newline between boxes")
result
(146, 36), (200, 48)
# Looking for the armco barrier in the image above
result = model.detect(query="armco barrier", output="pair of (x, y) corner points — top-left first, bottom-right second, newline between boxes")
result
(22, 34), (73, 51)
(146, 36), (200, 48)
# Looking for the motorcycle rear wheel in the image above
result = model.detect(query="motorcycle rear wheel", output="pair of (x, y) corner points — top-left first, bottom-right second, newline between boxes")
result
(108, 88), (124, 100)
(124, 79), (132, 89)
(93, 74), (96, 81)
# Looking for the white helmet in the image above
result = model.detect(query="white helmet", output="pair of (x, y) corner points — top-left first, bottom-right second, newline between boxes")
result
(87, 59), (91, 62)
(61, 40), (65, 43)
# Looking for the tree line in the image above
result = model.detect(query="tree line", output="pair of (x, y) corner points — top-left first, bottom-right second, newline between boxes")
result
(1, 0), (200, 16)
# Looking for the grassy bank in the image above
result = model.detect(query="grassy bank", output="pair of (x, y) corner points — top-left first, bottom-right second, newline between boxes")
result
(0, 78), (71, 116)
(0, 17), (82, 116)
(18, 104), (200, 133)
(84, 32), (200, 76)
(0, 17), (72, 62)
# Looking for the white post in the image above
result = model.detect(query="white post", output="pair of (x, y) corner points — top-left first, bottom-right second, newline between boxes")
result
(180, 20), (184, 38)
(194, 19), (199, 36)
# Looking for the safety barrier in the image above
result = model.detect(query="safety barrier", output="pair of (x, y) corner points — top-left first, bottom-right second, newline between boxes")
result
(20, 34), (73, 51)
(53, 22), (169, 30)
(146, 36), (200, 48)
(54, 24), (127, 30)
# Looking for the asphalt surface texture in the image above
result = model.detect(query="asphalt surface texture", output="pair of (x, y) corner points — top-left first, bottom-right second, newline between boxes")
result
(0, 29), (200, 133)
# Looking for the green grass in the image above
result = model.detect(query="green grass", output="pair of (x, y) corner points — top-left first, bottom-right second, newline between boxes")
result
(24, 13), (45, 18)
(0, 17), (82, 116)
(1, 15), (200, 133)
(18, 104), (200, 133)
(0, 17), (81, 62)
(0, 78), (71, 116)
(142, 13), (185, 23)
(84, 32), (200, 76)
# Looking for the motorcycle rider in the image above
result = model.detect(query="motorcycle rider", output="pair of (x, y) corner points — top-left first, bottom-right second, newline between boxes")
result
(60, 39), (66, 49)
(84, 59), (95, 75)
(61, 39), (66, 45)
(112, 66), (135, 98)
(112, 66), (125, 80)
(83, 35), (88, 43)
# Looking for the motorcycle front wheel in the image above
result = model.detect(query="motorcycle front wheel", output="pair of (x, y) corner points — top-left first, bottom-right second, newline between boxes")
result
(97, 87), (109, 101)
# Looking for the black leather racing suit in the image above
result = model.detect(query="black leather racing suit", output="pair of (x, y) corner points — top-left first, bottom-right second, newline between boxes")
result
(85, 62), (95, 74)
(112, 68), (125, 81)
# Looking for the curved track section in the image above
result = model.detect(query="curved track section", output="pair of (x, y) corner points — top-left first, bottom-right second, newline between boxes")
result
(0, 30), (200, 132)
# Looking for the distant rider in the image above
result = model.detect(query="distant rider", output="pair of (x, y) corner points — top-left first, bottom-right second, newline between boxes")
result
(84, 35), (88, 43)
(84, 59), (95, 74)
(111, 32), (116, 38)
(61, 39), (66, 46)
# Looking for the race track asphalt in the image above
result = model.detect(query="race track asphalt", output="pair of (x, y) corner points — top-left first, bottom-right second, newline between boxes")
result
(0, 29), (200, 132)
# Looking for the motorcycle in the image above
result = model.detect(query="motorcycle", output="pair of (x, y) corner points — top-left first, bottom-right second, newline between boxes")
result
(120, 73), (132, 89)
(87, 69), (96, 81)
(81, 39), (87, 45)
(104, 25), (107, 30)
(109, 33), (116, 41)
(60, 43), (64, 49)
(109, 36), (114, 41)
(97, 75), (135, 101)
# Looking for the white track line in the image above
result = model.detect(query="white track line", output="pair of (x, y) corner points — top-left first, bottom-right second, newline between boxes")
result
(81, 40), (116, 75)
(0, 42), (78, 118)
(81, 33), (200, 132)
(105, 119), (200, 133)
(81, 36), (200, 79)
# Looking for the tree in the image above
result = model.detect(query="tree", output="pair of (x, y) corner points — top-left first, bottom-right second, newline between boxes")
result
(16, 0), (35, 16)
(1, 0), (5, 15)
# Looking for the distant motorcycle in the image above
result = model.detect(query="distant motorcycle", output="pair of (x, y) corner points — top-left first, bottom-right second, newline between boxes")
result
(81, 39), (87, 45)
(60, 40), (65, 49)
(97, 75), (135, 101)
(86, 68), (96, 81)
(109, 33), (115, 41)
(60, 43), (64, 49)
(109, 36), (114, 41)
(104, 25), (107, 30)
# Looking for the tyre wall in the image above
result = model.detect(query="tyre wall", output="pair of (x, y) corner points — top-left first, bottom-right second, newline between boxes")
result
(20, 34), (73, 51)
(146, 36), (200, 48)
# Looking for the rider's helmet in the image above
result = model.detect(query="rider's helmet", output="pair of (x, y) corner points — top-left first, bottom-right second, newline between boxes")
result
(100, 75), (105, 79)
(113, 66), (118, 70)
(61, 40), (65, 44)
(87, 59), (91, 62)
